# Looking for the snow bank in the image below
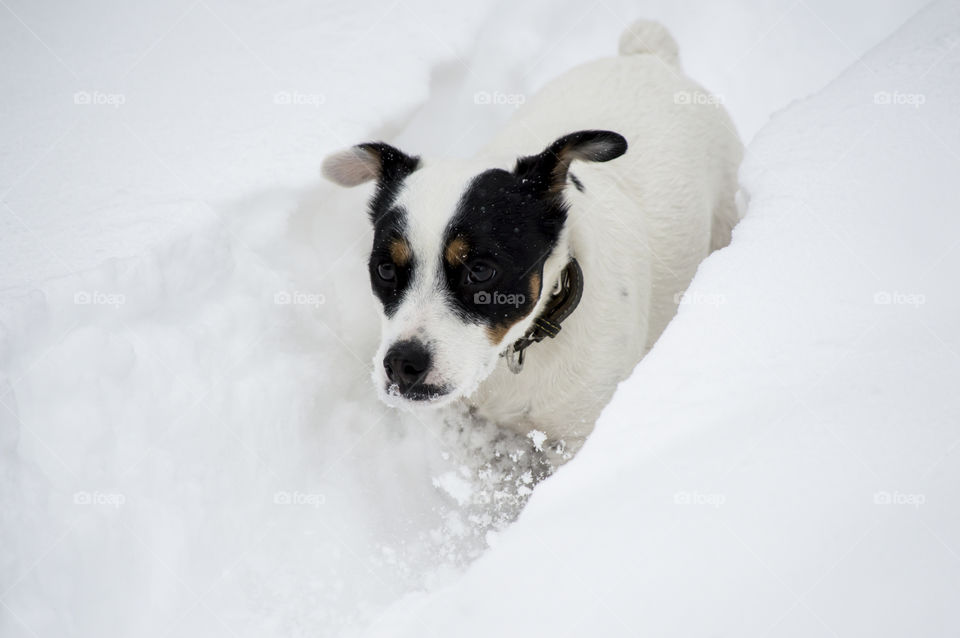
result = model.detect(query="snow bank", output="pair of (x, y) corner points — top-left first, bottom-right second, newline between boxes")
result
(373, 2), (960, 635)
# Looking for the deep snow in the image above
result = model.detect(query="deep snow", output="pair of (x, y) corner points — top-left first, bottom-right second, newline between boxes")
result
(1, 0), (953, 637)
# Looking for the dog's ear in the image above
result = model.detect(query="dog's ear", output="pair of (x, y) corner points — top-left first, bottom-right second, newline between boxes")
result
(514, 130), (627, 195)
(322, 142), (420, 187)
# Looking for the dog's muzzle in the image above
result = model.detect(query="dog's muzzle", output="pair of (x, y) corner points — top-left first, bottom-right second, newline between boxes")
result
(382, 339), (448, 401)
(383, 340), (430, 393)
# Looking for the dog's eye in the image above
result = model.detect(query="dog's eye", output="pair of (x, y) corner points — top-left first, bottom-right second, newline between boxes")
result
(377, 262), (397, 282)
(464, 261), (496, 285)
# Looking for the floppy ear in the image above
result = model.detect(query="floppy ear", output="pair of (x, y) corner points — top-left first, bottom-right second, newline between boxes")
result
(514, 130), (627, 195)
(322, 142), (420, 187)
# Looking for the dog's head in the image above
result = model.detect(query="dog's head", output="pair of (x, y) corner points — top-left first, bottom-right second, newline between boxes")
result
(322, 130), (626, 409)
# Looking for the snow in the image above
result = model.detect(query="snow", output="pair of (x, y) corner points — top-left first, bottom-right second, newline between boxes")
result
(1, 0), (954, 637)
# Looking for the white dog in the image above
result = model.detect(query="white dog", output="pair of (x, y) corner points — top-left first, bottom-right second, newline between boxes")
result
(323, 20), (742, 449)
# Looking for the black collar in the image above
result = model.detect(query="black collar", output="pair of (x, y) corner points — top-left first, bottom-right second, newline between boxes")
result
(504, 258), (584, 373)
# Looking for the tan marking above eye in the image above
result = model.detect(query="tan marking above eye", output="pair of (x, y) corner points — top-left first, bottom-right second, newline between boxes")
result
(389, 238), (411, 266)
(444, 236), (469, 266)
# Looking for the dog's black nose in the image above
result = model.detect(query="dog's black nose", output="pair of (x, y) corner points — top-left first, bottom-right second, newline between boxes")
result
(383, 340), (431, 395)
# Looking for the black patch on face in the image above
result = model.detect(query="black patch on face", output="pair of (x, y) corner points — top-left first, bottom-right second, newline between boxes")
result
(362, 143), (420, 317)
(360, 131), (625, 329)
(368, 206), (413, 317)
(441, 168), (567, 331)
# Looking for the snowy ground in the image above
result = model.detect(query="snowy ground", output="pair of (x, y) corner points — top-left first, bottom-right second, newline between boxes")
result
(1, 1), (955, 637)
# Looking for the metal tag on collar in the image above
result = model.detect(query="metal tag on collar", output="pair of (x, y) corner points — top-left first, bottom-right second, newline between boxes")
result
(505, 344), (525, 374)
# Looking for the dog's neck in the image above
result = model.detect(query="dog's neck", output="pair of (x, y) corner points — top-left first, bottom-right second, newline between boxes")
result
(504, 258), (584, 373)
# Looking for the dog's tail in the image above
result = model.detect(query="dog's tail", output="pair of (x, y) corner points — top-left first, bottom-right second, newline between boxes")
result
(618, 20), (680, 67)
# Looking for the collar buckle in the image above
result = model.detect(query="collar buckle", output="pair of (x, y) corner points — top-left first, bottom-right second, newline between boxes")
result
(505, 344), (525, 373)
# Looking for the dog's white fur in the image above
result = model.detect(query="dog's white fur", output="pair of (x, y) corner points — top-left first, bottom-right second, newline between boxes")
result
(325, 21), (742, 447)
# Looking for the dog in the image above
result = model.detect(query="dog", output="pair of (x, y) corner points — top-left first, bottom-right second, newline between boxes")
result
(322, 20), (742, 450)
